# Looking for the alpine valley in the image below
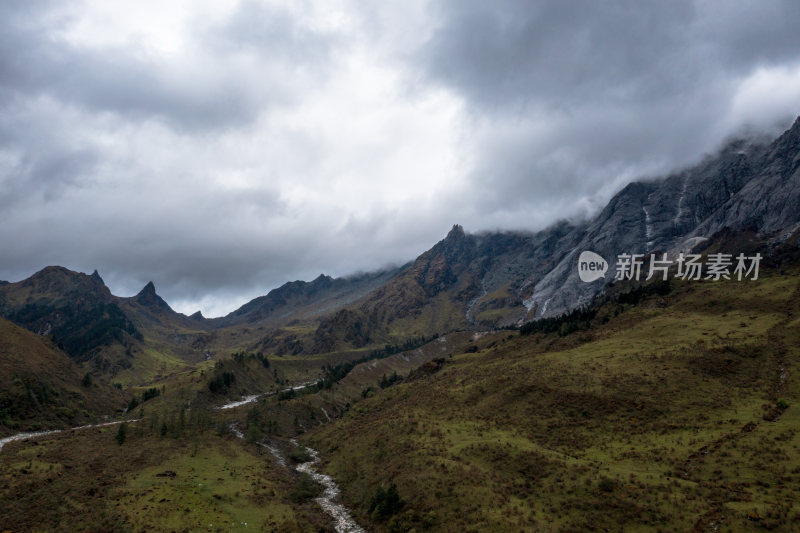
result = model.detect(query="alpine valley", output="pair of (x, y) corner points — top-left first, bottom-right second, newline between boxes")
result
(2, 118), (800, 531)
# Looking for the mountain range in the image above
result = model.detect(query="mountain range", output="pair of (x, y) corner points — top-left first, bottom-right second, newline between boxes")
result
(2, 116), (800, 533)
(1, 116), (800, 379)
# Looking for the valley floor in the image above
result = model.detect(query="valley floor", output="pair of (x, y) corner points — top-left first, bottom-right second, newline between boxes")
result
(2, 269), (800, 532)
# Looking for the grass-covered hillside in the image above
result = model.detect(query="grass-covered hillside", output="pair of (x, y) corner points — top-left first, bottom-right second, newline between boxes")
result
(2, 259), (799, 532)
(302, 267), (800, 531)
(0, 423), (329, 532)
(0, 317), (126, 437)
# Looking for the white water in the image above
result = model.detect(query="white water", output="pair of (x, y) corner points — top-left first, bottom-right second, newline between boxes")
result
(229, 424), (365, 532)
(674, 175), (689, 225)
(0, 419), (138, 454)
(3, 381), (362, 530)
(230, 422), (290, 466)
(4, 384), (366, 531)
(643, 193), (655, 250)
(0, 429), (59, 453)
(262, 442), (287, 467)
(540, 297), (551, 317)
(291, 440), (366, 533)
(465, 281), (488, 324)
(229, 424), (246, 440)
(215, 381), (317, 410)
(217, 394), (261, 410)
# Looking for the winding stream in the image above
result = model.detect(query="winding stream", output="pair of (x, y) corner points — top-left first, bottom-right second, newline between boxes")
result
(0, 429), (60, 453)
(228, 420), (367, 532)
(0, 419), (138, 454)
(3, 385), (364, 532)
(229, 424), (364, 532)
(291, 439), (366, 533)
(216, 381), (317, 410)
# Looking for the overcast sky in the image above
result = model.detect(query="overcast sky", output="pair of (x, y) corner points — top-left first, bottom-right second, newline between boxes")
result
(3, 0), (800, 317)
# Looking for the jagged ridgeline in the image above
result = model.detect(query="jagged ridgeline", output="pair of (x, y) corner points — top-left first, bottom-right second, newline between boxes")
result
(0, 268), (140, 361)
(0, 116), (799, 533)
(0, 116), (799, 377)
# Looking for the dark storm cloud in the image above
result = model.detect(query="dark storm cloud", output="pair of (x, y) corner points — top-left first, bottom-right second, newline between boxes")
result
(0, 0), (337, 131)
(425, 0), (695, 108)
(0, 0), (359, 316)
(0, 146), (98, 209)
(2, 0), (800, 316)
(424, 0), (800, 109)
(0, 92), (101, 210)
(421, 0), (800, 224)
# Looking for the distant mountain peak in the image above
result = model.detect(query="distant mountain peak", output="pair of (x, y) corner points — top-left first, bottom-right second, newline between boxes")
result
(446, 224), (466, 241)
(770, 114), (800, 141)
(33, 265), (70, 277)
(190, 310), (204, 320)
(135, 281), (172, 311)
(90, 269), (104, 285)
(780, 115), (800, 144)
(138, 281), (157, 296)
(20, 265), (112, 298)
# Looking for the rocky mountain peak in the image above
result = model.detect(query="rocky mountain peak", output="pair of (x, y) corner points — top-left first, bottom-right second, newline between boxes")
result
(311, 274), (334, 286)
(138, 281), (156, 296)
(90, 269), (104, 285)
(29, 265), (70, 280)
(135, 281), (172, 311)
(20, 266), (111, 298)
(790, 115), (800, 134)
(771, 115), (800, 165)
(409, 224), (478, 299)
(446, 224), (466, 241)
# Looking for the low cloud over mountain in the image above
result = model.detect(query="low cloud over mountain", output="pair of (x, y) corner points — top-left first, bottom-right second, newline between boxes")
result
(2, 1), (800, 316)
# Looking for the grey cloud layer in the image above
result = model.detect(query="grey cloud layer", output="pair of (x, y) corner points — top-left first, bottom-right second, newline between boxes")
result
(2, 0), (800, 316)
(0, 1), (338, 130)
(421, 0), (800, 221)
(425, 0), (800, 108)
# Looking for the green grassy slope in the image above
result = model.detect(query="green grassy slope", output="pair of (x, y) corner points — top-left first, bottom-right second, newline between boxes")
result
(0, 424), (328, 532)
(0, 317), (126, 437)
(2, 266), (798, 532)
(301, 269), (800, 532)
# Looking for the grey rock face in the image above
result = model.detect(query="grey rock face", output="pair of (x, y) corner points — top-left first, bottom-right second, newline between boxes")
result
(488, 116), (800, 320)
(693, 117), (800, 237)
(358, 117), (799, 330)
(213, 267), (402, 327)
